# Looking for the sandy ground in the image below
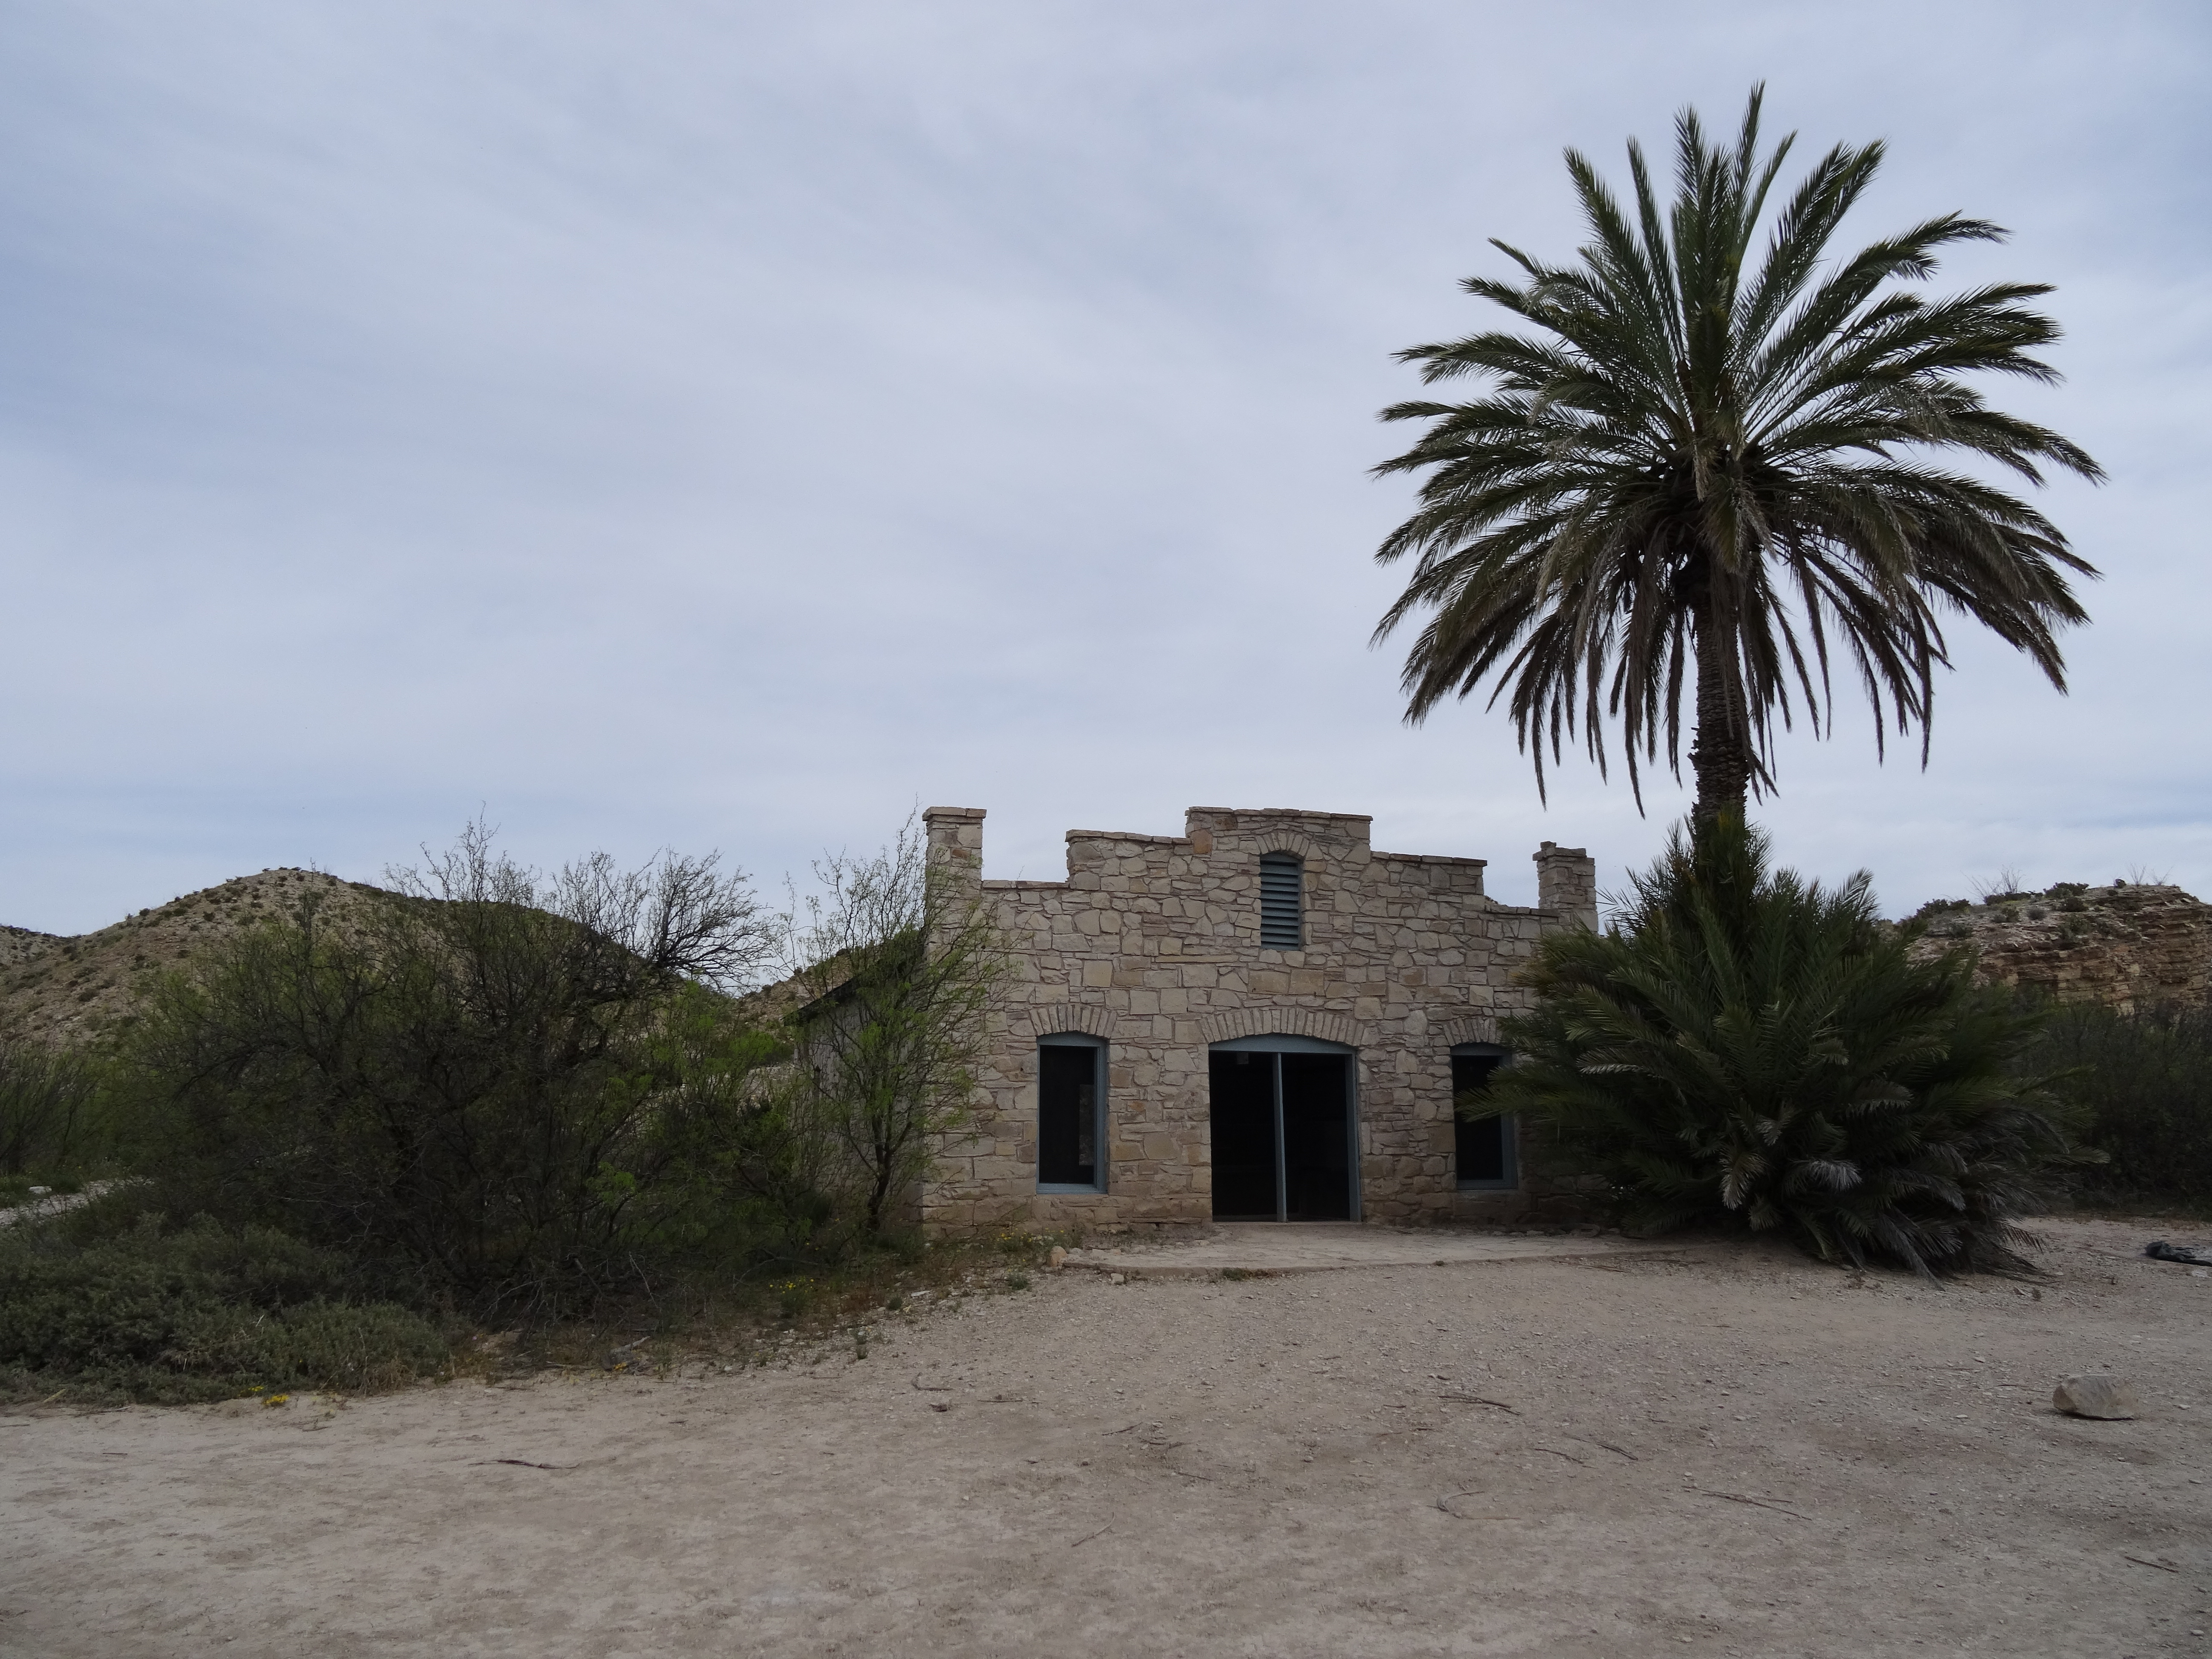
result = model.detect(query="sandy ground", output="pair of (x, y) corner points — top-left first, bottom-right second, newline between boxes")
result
(3, 1216), (2207, 1658)
(1061, 1220), (1681, 1277)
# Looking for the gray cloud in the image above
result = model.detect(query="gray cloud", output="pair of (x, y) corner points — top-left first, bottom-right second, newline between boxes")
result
(2, 0), (2206, 929)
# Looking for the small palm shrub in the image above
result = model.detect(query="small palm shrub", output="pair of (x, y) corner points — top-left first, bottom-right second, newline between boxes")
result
(1491, 819), (2073, 1274)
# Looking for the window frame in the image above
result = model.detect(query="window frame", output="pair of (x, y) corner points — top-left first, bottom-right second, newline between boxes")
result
(1449, 1041), (1518, 1191)
(1036, 1032), (1109, 1194)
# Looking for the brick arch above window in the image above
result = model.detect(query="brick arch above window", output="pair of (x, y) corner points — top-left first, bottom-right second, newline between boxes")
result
(1252, 830), (1319, 863)
(1435, 1013), (1502, 1048)
(1197, 1006), (1366, 1049)
(1023, 1001), (1117, 1041)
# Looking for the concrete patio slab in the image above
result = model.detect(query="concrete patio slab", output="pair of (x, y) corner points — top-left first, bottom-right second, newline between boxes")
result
(1060, 1222), (1687, 1278)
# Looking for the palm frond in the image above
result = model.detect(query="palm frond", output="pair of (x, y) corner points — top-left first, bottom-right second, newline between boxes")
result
(1493, 816), (2069, 1274)
(1373, 89), (2099, 817)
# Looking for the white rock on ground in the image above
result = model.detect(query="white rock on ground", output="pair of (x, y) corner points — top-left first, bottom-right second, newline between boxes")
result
(2053, 1374), (2140, 1419)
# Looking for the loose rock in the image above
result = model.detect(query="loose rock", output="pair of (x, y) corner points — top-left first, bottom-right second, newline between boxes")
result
(2053, 1374), (2139, 1420)
(1048, 1246), (1068, 1271)
(2147, 1240), (2212, 1267)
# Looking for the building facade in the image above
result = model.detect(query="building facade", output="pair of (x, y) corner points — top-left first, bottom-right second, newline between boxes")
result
(921, 804), (1598, 1231)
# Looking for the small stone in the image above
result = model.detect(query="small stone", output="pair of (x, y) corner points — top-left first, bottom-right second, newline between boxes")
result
(2052, 1374), (2139, 1420)
(2192, 1268), (2209, 1280)
(1048, 1246), (1068, 1270)
(1110, 1273), (1126, 1285)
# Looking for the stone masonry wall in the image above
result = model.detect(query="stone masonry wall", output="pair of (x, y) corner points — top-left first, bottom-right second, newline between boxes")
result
(920, 806), (1595, 1232)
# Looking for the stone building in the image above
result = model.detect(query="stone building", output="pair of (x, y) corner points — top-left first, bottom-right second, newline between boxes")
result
(920, 804), (1598, 1231)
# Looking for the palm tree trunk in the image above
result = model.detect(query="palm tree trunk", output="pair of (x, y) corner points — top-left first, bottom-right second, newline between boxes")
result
(1689, 601), (1752, 827)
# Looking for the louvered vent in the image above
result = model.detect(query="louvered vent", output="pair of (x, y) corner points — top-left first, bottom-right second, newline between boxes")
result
(1259, 853), (1304, 949)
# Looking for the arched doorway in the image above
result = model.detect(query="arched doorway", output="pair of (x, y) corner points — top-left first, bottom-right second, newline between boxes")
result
(1208, 1034), (1359, 1221)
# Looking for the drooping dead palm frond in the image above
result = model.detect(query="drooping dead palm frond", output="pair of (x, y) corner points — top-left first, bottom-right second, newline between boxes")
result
(1374, 87), (2102, 821)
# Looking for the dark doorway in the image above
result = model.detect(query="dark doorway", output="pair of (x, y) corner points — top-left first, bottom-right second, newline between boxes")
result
(1281, 1054), (1351, 1219)
(1208, 1045), (1356, 1221)
(1209, 1051), (1278, 1219)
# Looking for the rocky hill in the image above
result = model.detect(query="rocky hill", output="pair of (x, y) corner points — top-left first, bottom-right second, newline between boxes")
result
(1906, 881), (2211, 1012)
(0, 925), (61, 971)
(0, 868), (391, 1048)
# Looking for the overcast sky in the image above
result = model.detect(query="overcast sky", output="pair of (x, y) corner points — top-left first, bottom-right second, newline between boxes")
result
(3, 1), (2206, 933)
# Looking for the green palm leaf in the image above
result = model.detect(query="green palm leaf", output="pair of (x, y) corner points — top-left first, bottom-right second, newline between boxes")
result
(1374, 87), (2101, 819)
(1492, 816), (2074, 1274)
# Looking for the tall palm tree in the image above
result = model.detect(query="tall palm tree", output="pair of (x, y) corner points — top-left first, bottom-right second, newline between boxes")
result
(1372, 87), (2102, 825)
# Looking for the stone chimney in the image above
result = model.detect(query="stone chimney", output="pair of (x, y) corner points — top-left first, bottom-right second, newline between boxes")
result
(1534, 841), (1599, 931)
(923, 806), (987, 905)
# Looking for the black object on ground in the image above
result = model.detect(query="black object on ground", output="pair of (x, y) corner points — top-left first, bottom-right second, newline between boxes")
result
(2144, 1240), (2212, 1266)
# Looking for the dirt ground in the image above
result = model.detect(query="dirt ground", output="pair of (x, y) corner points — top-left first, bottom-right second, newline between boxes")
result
(3, 1215), (2206, 1658)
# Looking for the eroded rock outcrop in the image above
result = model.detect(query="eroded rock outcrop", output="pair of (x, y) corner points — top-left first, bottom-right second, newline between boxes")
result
(1905, 882), (2210, 1012)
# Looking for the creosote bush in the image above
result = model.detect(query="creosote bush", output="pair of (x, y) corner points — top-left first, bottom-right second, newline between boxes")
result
(2029, 1000), (2212, 1201)
(0, 1038), (102, 1180)
(19, 821), (1010, 1398)
(111, 827), (796, 1318)
(1490, 818), (2076, 1274)
(0, 1208), (447, 1404)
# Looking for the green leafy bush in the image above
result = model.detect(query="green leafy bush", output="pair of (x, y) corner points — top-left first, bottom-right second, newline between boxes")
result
(109, 830), (804, 1317)
(1491, 819), (2075, 1274)
(0, 1039), (102, 1179)
(0, 1211), (447, 1403)
(777, 821), (1004, 1236)
(1910, 898), (1973, 921)
(70, 821), (1013, 1362)
(2029, 1001), (2212, 1199)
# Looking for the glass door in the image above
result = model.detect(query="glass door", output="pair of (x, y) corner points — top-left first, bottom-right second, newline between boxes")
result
(1208, 1044), (1356, 1220)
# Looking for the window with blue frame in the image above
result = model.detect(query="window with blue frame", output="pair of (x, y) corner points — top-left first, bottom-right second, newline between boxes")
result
(1037, 1033), (1106, 1191)
(1450, 1042), (1517, 1189)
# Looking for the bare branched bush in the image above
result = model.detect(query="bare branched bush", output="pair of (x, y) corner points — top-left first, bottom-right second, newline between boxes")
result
(778, 818), (1006, 1235)
(390, 819), (773, 993)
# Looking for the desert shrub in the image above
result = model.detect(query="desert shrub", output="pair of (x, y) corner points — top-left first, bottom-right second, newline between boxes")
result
(1910, 898), (1972, 921)
(2028, 1001), (2212, 1199)
(0, 1039), (102, 1179)
(0, 1211), (447, 1403)
(1492, 818), (2074, 1274)
(777, 821), (1005, 1235)
(110, 829), (812, 1317)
